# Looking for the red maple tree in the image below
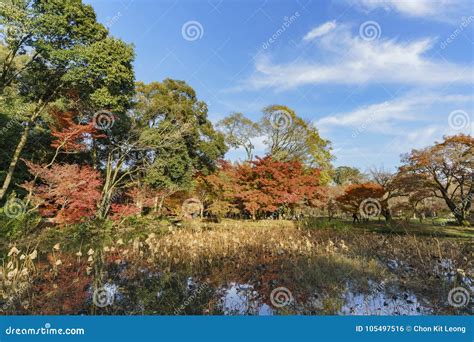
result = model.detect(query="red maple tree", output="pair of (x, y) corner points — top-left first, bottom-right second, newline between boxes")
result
(200, 156), (323, 219)
(22, 162), (102, 224)
(336, 183), (386, 218)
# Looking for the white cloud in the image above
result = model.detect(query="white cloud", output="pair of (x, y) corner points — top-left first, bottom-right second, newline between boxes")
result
(303, 20), (337, 41)
(315, 92), (473, 135)
(359, 0), (441, 16)
(245, 24), (472, 90)
(354, 0), (470, 22)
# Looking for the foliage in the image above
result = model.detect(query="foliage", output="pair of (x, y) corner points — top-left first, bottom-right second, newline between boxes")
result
(260, 105), (332, 180)
(401, 134), (473, 225)
(336, 183), (386, 217)
(134, 80), (227, 184)
(199, 156), (323, 219)
(30, 253), (91, 315)
(22, 162), (102, 224)
(0, 0), (135, 200)
(333, 166), (366, 185)
(217, 112), (261, 161)
(0, 246), (37, 312)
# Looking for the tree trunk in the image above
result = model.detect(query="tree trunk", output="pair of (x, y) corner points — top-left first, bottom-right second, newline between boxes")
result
(383, 209), (392, 221)
(439, 190), (466, 225)
(0, 125), (30, 201)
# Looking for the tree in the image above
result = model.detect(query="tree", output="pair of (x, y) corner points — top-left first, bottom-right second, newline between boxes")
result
(23, 109), (103, 205)
(260, 105), (332, 181)
(369, 167), (402, 220)
(389, 171), (434, 221)
(323, 185), (345, 220)
(0, 0), (135, 201)
(336, 183), (386, 220)
(194, 160), (240, 220)
(200, 157), (323, 219)
(96, 80), (228, 218)
(333, 166), (366, 185)
(22, 162), (102, 224)
(400, 134), (473, 225)
(217, 112), (261, 161)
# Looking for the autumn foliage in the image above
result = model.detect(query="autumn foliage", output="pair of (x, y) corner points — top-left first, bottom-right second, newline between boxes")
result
(336, 183), (385, 216)
(400, 134), (473, 225)
(22, 162), (102, 224)
(200, 156), (323, 219)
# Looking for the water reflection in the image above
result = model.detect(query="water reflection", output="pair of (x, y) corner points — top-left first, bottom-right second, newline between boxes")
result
(217, 281), (432, 316)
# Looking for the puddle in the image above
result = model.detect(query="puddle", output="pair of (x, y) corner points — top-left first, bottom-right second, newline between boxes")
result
(339, 285), (431, 315)
(219, 283), (273, 315)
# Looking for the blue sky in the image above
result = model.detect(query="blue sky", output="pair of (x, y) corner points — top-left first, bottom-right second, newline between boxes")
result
(86, 0), (473, 172)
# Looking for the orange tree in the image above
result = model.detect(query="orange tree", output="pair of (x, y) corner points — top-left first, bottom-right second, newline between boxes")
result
(198, 156), (323, 219)
(400, 134), (473, 225)
(336, 183), (386, 220)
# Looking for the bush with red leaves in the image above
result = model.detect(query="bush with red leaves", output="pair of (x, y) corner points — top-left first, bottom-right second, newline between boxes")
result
(22, 162), (102, 224)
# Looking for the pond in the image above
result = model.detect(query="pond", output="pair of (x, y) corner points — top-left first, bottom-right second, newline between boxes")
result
(88, 257), (473, 315)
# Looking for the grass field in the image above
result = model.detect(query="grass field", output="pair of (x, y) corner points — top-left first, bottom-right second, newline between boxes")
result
(300, 217), (474, 238)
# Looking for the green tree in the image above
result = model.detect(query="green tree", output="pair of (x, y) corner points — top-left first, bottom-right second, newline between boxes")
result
(260, 104), (332, 182)
(97, 80), (228, 217)
(333, 166), (366, 185)
(217, 112), (260, 161)
(0, 0), (135, 200)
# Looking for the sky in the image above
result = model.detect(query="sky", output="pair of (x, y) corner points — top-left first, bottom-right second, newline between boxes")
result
(86, 0), (474, 172)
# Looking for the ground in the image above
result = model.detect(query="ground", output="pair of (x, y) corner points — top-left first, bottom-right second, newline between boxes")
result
(0, 217), (472, 315)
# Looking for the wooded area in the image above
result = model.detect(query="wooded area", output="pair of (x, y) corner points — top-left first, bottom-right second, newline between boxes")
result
(0, 1), (472, 316)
